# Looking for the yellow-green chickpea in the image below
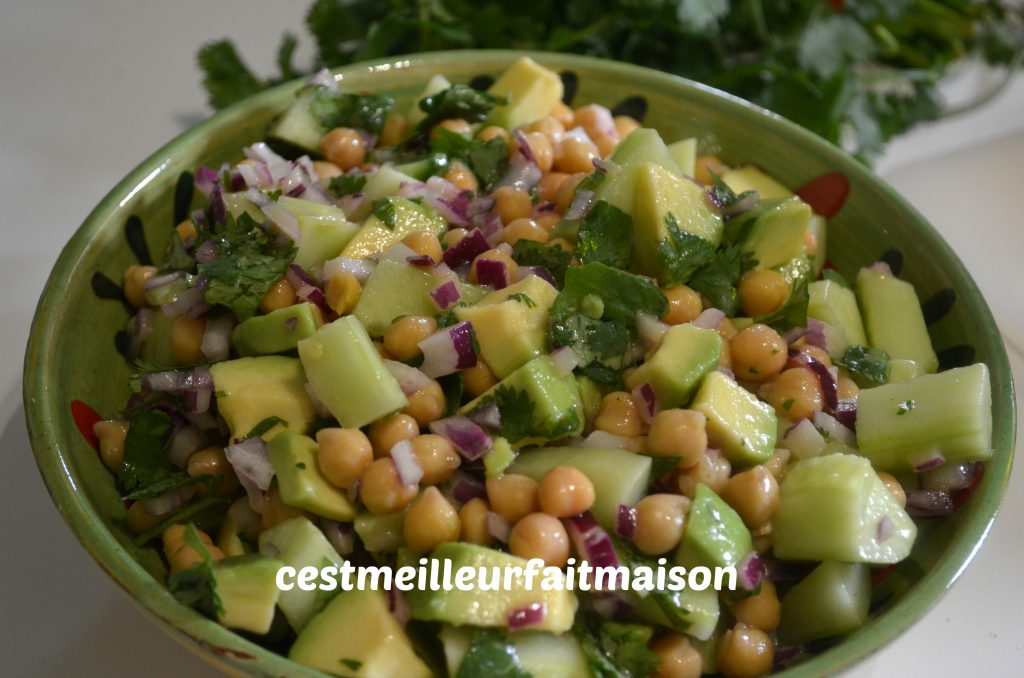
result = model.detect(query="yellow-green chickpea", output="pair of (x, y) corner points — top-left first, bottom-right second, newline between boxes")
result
(383, 315), (438, 362)
(763, 448), (791, 481)
(737, 269), (790, 318)
(379, 112), (408, 147)
(538, 465), (595, 518)
(462, 361), (498, 399)
(176, 219), (198, 245)
(410, 434), (460, 486)
(404, 486), (461, 553)
(550, 101), (575, 128)
(614, 115), (641, 139)
(554, 172), (588, 214)
(360, 458), (419, 514)
(554, 136), (599, 174)
(262, 484), (310, 529)
(316, 428), (373, 489)
(187, 446), (240, 497)
(444, 227), (469, 249)
(123, 264), (158, 308)
(492, 186), (534, 225)
(522, 131), (554, 172)
(485, 473), (539, 524)
(320, 127), (367, 171)
(477, 125), (509, 143)
(837, 373), (860, 400)
(729, 579), (780, 632)
(459, 497), (495, 545)
(760, 367), (824, 420)
(537, 171), (570, 204)
(312, 160), (343, 183)
(259, 276), (297, 313)
(469, 249), (518, 285)
(731, 324), (788, 383)
(368, 413), (420, 458)
(661, 285), (703, 325)
(877, 471), (907, 507)
(170, 315), (206, 364)
(401, 231), (443, 263)
(525, 116), (566, 145)
(717, 623), (774, 678)
(508, 512), (570, 567)
(325, 271), (362, 315)
(432, 118), (472, 139)
(126, 501), (165, 535)
(573, 104), (616, 141)
(443, 160), (479, 193)
(93, 419), (129, 473)
(720, 466), (779, 530)
(503, 218), (548, 246)
(651, 633), (703, 678)
(646, 409), (708, 468)
(404, 380), (446, 427)
(677, 450), (732, 498)
(694, 155), (729, 186)
(594, 391), (644, 438)
(633, 494), (690, 555)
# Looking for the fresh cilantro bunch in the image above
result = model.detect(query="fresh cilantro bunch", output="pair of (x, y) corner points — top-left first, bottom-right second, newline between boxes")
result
(197, 0), (1022, 160)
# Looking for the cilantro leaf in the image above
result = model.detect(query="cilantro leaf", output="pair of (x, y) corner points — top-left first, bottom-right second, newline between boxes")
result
(245, 416), (288, 439)
(418, 84), (505, 129)
(477, 384), (580, 443)
(117, 410), (174, 495)
(575, 201), (633, 269)
(838, 344), (891, 387)
(549, 313), (631, 365)
(308, 88), (394, 134)
(197, 40), (265, 110)
(132, 496), (231, 546)
(756, 278), (809, 331)
(122, 473), (221, 502)
(553, 263), (668, 324)
(506, 293), (536, 308)
(576, 612), (660, 678)
(706, 170), (757, 215)
(430, 129), (509, 191)
(658, 213), (717, 286)
(687, 244), (753, 316)
(328, 173), (367, 198)
(456, 628), (530, 678)
(371, 197), (398, 229)
(510, 240), (572, 287)
(438, 373), (465, 417)
(167, 524), (224, 618)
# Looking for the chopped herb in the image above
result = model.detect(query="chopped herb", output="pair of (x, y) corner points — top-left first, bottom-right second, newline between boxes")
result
(783, 398), (795, 411)
(478, 384), (580, 443)
(309, 87), (394, 134)
(510, 240), (572, 287)
(438, 372), (465, 417)
(822, 268), (851, 288)
(707, 169), (758, 215)
(575, 612), (660, 678)
(456, 628), (529, 678)
(327, 173), (367, 198)
(168, 524), (224, 618)
(749, 366), (760, 375)
(430, 129), (509, 191)
(643, 454), (683, 481)
(117, 410), (175, 496)
(339, 659), (363, 672)
(296, 462), (307, 469)
(506, 293), (536, 308)
(246, 416), (288, 439)
(897, 399), (916, 415)
(657, 213), (717, 286)
(417, 84), (506, 130)
(575, 201), (633, 269)
(838, 344), (891, 387)
(371, 197), (398, 229)
(132, 496), (231, 546)
(122, 473), (221, 502)
(686, 243), (755, 317)
(553, 263), (668, 325)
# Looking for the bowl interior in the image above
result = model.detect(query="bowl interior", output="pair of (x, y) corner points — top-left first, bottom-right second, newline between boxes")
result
(24, 50), (1015, 677)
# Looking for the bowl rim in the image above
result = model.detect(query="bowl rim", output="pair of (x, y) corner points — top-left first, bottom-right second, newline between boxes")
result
(23, 48), (1017, 677)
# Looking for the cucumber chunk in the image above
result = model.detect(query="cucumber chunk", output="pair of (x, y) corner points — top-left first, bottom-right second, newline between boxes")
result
(778, 561), (871, 645)
(675, 483), (752, 571)
(722, 165), (793, 200)
(233, 302), (321, 356)
(440, 626), (590, 678)
(808, 279), (867, 358)
(212, 555), (284, 634)
(856, 266), (938, 374)
(667, 137), (698, 177)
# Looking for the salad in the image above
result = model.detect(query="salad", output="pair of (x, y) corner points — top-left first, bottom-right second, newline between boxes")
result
(92, 58), (994, 677)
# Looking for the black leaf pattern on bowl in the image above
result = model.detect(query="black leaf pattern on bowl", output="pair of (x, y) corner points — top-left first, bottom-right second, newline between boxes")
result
(559, 70), (578, 105)
(922, 289), (956, 325)
(880, 248), (904, 276)
(611, 95), (648, 122)
(937, 345), (976, 370)
(469, 74), (494, 91)
(125, 215), (151, 266)
(173, 170), (194, 225)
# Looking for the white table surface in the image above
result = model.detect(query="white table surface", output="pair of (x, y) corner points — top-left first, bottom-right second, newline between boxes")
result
(1, 2), (1020, 675)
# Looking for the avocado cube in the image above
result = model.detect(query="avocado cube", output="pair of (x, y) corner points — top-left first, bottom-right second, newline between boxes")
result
(455, 275), (559, 378)
(632, 585), (720, 641)
(856, 266), (939, 374)
(609, 128), (683, 175)
(406, 543), (578, 633)
(625, 324), (722, 408)
(773, 453), (917, 563)
(341, 197), (447, 259)
(212, 555), (284, 634)
(740, 197), (812, 271)
(632, 161), (724, 279)
(209, 356), (317, 441)
(808, 279), (867, 354)
(298, 315), (408, 428)
(778, 561), (871, 645)
(856, 363), (992, 471)
(690, 371), (776, 467)
(485, 57), (564, 130)
(278, 196), (359, 270)
(483, 437), (516, 479)
(675, 484), (753, 571)
(354, 510), (408, 553)
(721, 165), (793, 200)
(291, 588), (432, 677)
(258, 517), (345, 632)
(233, 302), (321, 356)
(269, 433), (357, 522)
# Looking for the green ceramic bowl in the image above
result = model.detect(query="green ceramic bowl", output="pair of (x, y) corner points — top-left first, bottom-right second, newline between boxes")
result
(24, 50), (1015, 677)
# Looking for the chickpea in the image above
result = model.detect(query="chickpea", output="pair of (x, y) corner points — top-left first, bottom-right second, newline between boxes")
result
(877, 472), (907, 507)
(762, 448), (791, 480)
(491, 186), (533, 225)
(379, 113), (408, 147)
(738, 269), (790, 317)
(759, 367), (824, 420)
(432, 118), (472, 139)
(730, 324), (787, 383)
(729, 579), (780, 632)
(574, 104), (616, 141)
(647, 409), (708, 468)
(93, 419), (129, 473)
(717, 624), (773, 678)
(217, 515), (247, 557)
(719, 340), (733, 371)
(614, 115), (641, 139)
(837, 373), (860, 400)
(462, 361), (498, 398)
(525, 116), (566, 145)
(594, 391), (644, 438)
(522, 132), (554, 172)
(803, 229), (818, 257)
(537, 171), (570, 204)
(554, 172), (588, 214)
(176, 219), (198, 246)
(187, 446), (240, 497)
(444, 227), (469, 249)
(316, 428), (373, 489)
(503, 218), (548, 245)
(651, 633), (703, 678)
(404, 487), (461, 553)
(694, 155), (729, 185)
(404, 380), (446, 426)
(312, 160), (343, 183)
(259, 276), (297, 313)
(368, 413), (420, 458)
(634, 494), (690, 555)
(126, 501), (165, 535)
(661, 285), (703, 325)
(549, 101), (575, 128)
(373, 341), (394, 360)
(595, 134), (619, 157)
(459, 498), (495, 545)
(123, 264), (158, 308)
(717, 317), (739, 341)
(410, 434), (460, 486)
(383, 315), (438, 361)
(477, 125), (509, 143)
(325, 271), (361, 315)
(485, 474), (539, 524)
(262, 483), (310, 530)
(163, 525), (224, 572)
(794, 342), (832, 368)
(554, 136), (599, 174)
(538, 466), (595, 518)
(320, 127), (367, 171)
(677, 450), (732, 498)
(443, 160), (479, 193)
(469, 249), (517, 285)
(360, 458), (418, 514)
(508, 512), (570, 567)
(534, 210), (560, 232)
(402, 231), (443, 263)
(170, 315), (206, 364)
(720, 466), (779, 530)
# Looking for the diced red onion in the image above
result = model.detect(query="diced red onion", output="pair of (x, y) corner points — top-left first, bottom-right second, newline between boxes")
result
(407, 254), (435, 268)
(144, 271), (183, 291)
(790, 351), (839, 411)
(805, 318), (842, 357)
(564, 126), (595, 146)
(390, 440), (424, 486)
(782, 418), (826, 460)
(322, 256), (375, 284)
(381, 241), (420, 265)
(429, 279), (461, 311)
(550, 346), (580, 377)
(466, 402), (502, 430)
(236, 161), (272, 190)
(615, 504), (637, 540)
(782, 326), (808, 345)
(140, 483), (198, 516)
(833, 399), (858, 429)
(876, 515), (895, 543)
(910, 449), (946, 473)
(339, 192), (366, 219)
(737, 551), (766, 591)
(442, 228), (490, 268)
(513, 265), (557, 286)
(320, 519), (354, 556)
(418, 321), (477, 377)
(286, 263), (319, 290)
(636, 311), (669, 348)
(161, 284), (210, 319)
(244, 143), (291, 184)
(513, 129), (537, 165)
(631, 383), (658, 424)
(563, 189), (596, 221)
(133, 308), (154, 344)
(167, 425), (206, 468)
(247, 189), (301, 242)
(207, 183), (227, 226)
(383, 360), (433, 397)
(812, 410), (856, 448)
(452, 476), (487, 503)
(508, 602), (546, 630)
(495, 153), (542, 192)
(225, 437), (275, 513)
(201, 315), (233, 363)
(691, 308), (725, 331)
(720, 190), (760, 217)
(487, 511), (510, 542)
(142, 367), (212, 394)
(580, 430), (634, 450)
(473, 257), (510, 289)
(194, 166), (220, 198)
(921, 461), (978, 491)
(182, 410), (220, 433)
(867, 261), (893, 276)
(184, 386), (212, 415)
(466, 197), (495, 219)
(566, 512), (623, 584)
(906, 488), (954, 517)
(429, 416), (493, 461)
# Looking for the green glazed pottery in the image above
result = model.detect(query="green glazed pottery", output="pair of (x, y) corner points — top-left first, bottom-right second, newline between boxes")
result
(23, 50), (1016, 677)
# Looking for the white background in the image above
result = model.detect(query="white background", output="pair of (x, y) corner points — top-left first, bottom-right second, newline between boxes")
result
(0, 2), (1021, 675)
